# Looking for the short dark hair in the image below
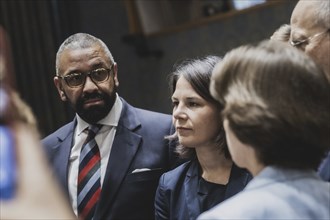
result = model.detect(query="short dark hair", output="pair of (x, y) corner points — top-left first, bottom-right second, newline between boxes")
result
(168, 55), (229, 159)
(56, 33), (114, 75)
(211, 40), (330, 170)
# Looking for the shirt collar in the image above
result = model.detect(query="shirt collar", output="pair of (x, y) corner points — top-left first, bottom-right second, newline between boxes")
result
(76, 93), (122, 135)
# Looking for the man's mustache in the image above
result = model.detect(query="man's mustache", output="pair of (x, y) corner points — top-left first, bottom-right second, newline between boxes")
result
(81, 92), (104, 102)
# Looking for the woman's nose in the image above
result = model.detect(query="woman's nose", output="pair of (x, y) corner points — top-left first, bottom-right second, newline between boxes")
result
(173, 104), (187, 120)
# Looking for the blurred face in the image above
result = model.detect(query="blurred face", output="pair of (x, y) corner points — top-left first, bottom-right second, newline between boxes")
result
(172, 76), (221, 148)
(54, 44), (119, 124)
(223, 119), (248, 169)
(290, 1), (330, 79)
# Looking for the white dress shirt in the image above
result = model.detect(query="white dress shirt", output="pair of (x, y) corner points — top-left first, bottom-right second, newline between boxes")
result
(68, 94), (122, 216)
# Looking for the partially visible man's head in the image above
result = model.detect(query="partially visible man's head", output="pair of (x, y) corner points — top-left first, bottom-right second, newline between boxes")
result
(290, 0), (330, 81)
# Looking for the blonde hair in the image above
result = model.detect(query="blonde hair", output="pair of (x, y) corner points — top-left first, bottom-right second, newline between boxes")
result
(270, 24), (291, 42)
(56, 33), (114, 75)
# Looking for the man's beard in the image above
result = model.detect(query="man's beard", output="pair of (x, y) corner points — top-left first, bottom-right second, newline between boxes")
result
(75, 90), (116, 124)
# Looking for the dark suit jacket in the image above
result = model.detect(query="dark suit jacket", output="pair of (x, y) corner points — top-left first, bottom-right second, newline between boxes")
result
(42, 98), (178, 220)
(155, 159), (252, 220)
(318, 152), (330, 182)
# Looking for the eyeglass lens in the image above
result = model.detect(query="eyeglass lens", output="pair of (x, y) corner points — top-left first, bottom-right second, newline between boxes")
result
(291, 30), (328, 47)
(65, 68), (110, 87)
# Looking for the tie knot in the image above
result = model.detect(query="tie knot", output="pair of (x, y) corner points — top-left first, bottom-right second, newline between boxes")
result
(87, 124), (102, 137)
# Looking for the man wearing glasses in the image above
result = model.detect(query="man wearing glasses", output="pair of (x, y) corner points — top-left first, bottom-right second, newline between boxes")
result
(272, 0), (330, 182)
(290, 0), (330, 183)
(290, 0), (330, 82)
(42, 33), (178, 220)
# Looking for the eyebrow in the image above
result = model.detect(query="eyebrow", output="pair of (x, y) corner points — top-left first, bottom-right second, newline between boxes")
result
(91, 62), (105, 69)
(290, 29), (329, 47)
(171, 96), (202, 101)
(65, 63), (106, 75)
(65, 69), (80, 76)
(186, 97), (201, 101)
(290, 30), (306, 40)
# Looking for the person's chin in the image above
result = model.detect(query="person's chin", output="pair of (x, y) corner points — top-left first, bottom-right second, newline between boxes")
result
(83, 99), (105, 109)
(80, 108), (107, 124)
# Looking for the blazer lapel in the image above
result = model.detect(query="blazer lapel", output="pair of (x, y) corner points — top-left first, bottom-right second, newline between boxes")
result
(50, 121), (75, 193)
(184, 160), (202, 220)
(224, 164), (251, 199)
(95, 99), (142, 219)
(184, 162), (250, 219)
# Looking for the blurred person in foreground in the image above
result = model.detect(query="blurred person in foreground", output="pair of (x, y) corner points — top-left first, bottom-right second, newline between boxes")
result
(270, 24), (291, 43)
(42, 33), (178, 220)
(198, 40), (330, 220)
(0, 123), (75, 220)
(0, 25), (74, 220)
(155, 56), (251, 220)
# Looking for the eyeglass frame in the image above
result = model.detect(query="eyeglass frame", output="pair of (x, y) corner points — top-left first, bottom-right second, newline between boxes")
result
(56, 63), (114, 88)
(290, 29), (329, 47)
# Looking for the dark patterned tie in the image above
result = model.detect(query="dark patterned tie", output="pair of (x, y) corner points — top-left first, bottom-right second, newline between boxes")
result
(77, 124), (102, 220)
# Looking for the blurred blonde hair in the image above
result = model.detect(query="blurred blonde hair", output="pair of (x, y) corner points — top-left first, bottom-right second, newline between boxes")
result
(211, 40), (330, 169)
(270, 24), (291, 42)
(0, 26), (38, 133)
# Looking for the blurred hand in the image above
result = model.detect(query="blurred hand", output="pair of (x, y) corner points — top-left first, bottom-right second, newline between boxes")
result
(0, 124), (76, 219)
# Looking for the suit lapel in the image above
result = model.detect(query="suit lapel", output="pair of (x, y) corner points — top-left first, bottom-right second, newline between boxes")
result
(184, 160), (201, 220)
(183, 162), (250, 219)
(224, 164), (251, 199)
(50, 121), (75, 192)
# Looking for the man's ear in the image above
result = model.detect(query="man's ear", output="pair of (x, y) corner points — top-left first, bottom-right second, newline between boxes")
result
(54, 76), (67, 101)
(113, 62), (119, 87)
(60, 89), (68, 101)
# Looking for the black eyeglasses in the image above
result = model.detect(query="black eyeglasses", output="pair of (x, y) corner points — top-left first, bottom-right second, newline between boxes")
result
(57, 64), (114, 88)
